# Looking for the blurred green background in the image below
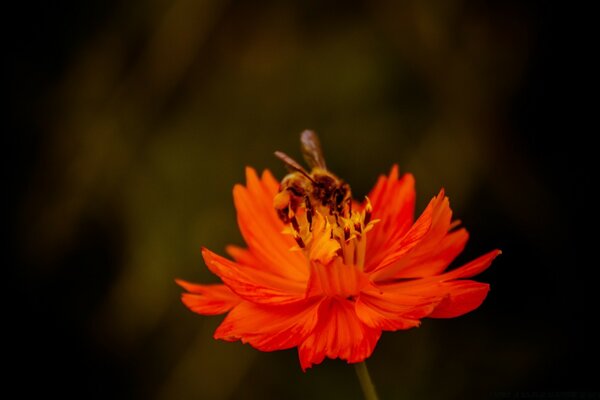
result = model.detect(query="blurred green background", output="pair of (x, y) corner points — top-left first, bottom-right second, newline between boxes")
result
(7, 0), (591, 399)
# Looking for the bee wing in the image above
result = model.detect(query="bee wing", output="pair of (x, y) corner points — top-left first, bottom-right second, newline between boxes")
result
(300, 130), (327, 170)
(274, 151), (312, 179)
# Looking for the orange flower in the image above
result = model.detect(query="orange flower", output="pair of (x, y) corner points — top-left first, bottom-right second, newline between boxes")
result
(178, 138), (500, 371)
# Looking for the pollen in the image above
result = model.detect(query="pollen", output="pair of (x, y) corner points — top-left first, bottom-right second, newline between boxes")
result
(282, 193), (379, 270)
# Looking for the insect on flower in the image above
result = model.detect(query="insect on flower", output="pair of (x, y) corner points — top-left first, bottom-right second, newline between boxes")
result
(178, 130), (500, 371)
(273, 130), (350, 234)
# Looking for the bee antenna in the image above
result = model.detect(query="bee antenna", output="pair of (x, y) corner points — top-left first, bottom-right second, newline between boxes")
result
(274, 151), (314, 181)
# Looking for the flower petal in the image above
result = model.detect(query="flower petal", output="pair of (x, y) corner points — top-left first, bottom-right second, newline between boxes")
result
(378, 250), (500, 290)
(373, 250), (500, 318)
(214, 299), (322, 352)
(202, 248), (307, 305)
(438, 249), (501, 280)
(373, 280), (490, 319)
(371, 227), (469, 281)
(234, 167), (308, 281)
(364, 166), (416, 271)
(306, 258), (371, 298)
(225, 245), (262, 269)
(355, 289), (440, 331)
(176, 279), (241, 315)
(367, 190), (446, 274)
(368, 165), (415, 231)
(369, 190), (479, 281)
(298, 298), (381, 370)
(428, 281), (490, 318)
(393, 228), (469, 278)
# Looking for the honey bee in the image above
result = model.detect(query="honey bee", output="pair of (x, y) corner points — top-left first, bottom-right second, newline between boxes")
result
(274, 130), (351, 226)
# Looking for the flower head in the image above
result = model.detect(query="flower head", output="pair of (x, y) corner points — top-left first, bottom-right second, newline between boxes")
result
(178, 131), (500, 370)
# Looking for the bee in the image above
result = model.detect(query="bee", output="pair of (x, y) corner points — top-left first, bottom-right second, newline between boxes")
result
(274, 130), (351, 226)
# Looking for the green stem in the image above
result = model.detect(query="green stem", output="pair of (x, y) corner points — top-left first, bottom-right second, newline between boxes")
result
(354, 361), (380, 400)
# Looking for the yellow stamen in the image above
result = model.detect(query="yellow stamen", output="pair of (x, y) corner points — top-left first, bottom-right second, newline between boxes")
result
(282, 195), (379, 271)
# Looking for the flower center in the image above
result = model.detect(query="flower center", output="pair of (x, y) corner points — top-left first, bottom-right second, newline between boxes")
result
(281, 195), (378, 270)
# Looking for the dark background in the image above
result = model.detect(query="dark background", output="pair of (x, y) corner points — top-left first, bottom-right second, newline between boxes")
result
(7, 0), (593, 399)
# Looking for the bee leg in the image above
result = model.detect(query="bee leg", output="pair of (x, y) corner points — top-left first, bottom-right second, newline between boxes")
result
(277, 205), (290, 224)
(304, 196), (313, 231)
(290, 214), (301, 233)
(330, 203), (340, 225)
(347, 197), (352, 217)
